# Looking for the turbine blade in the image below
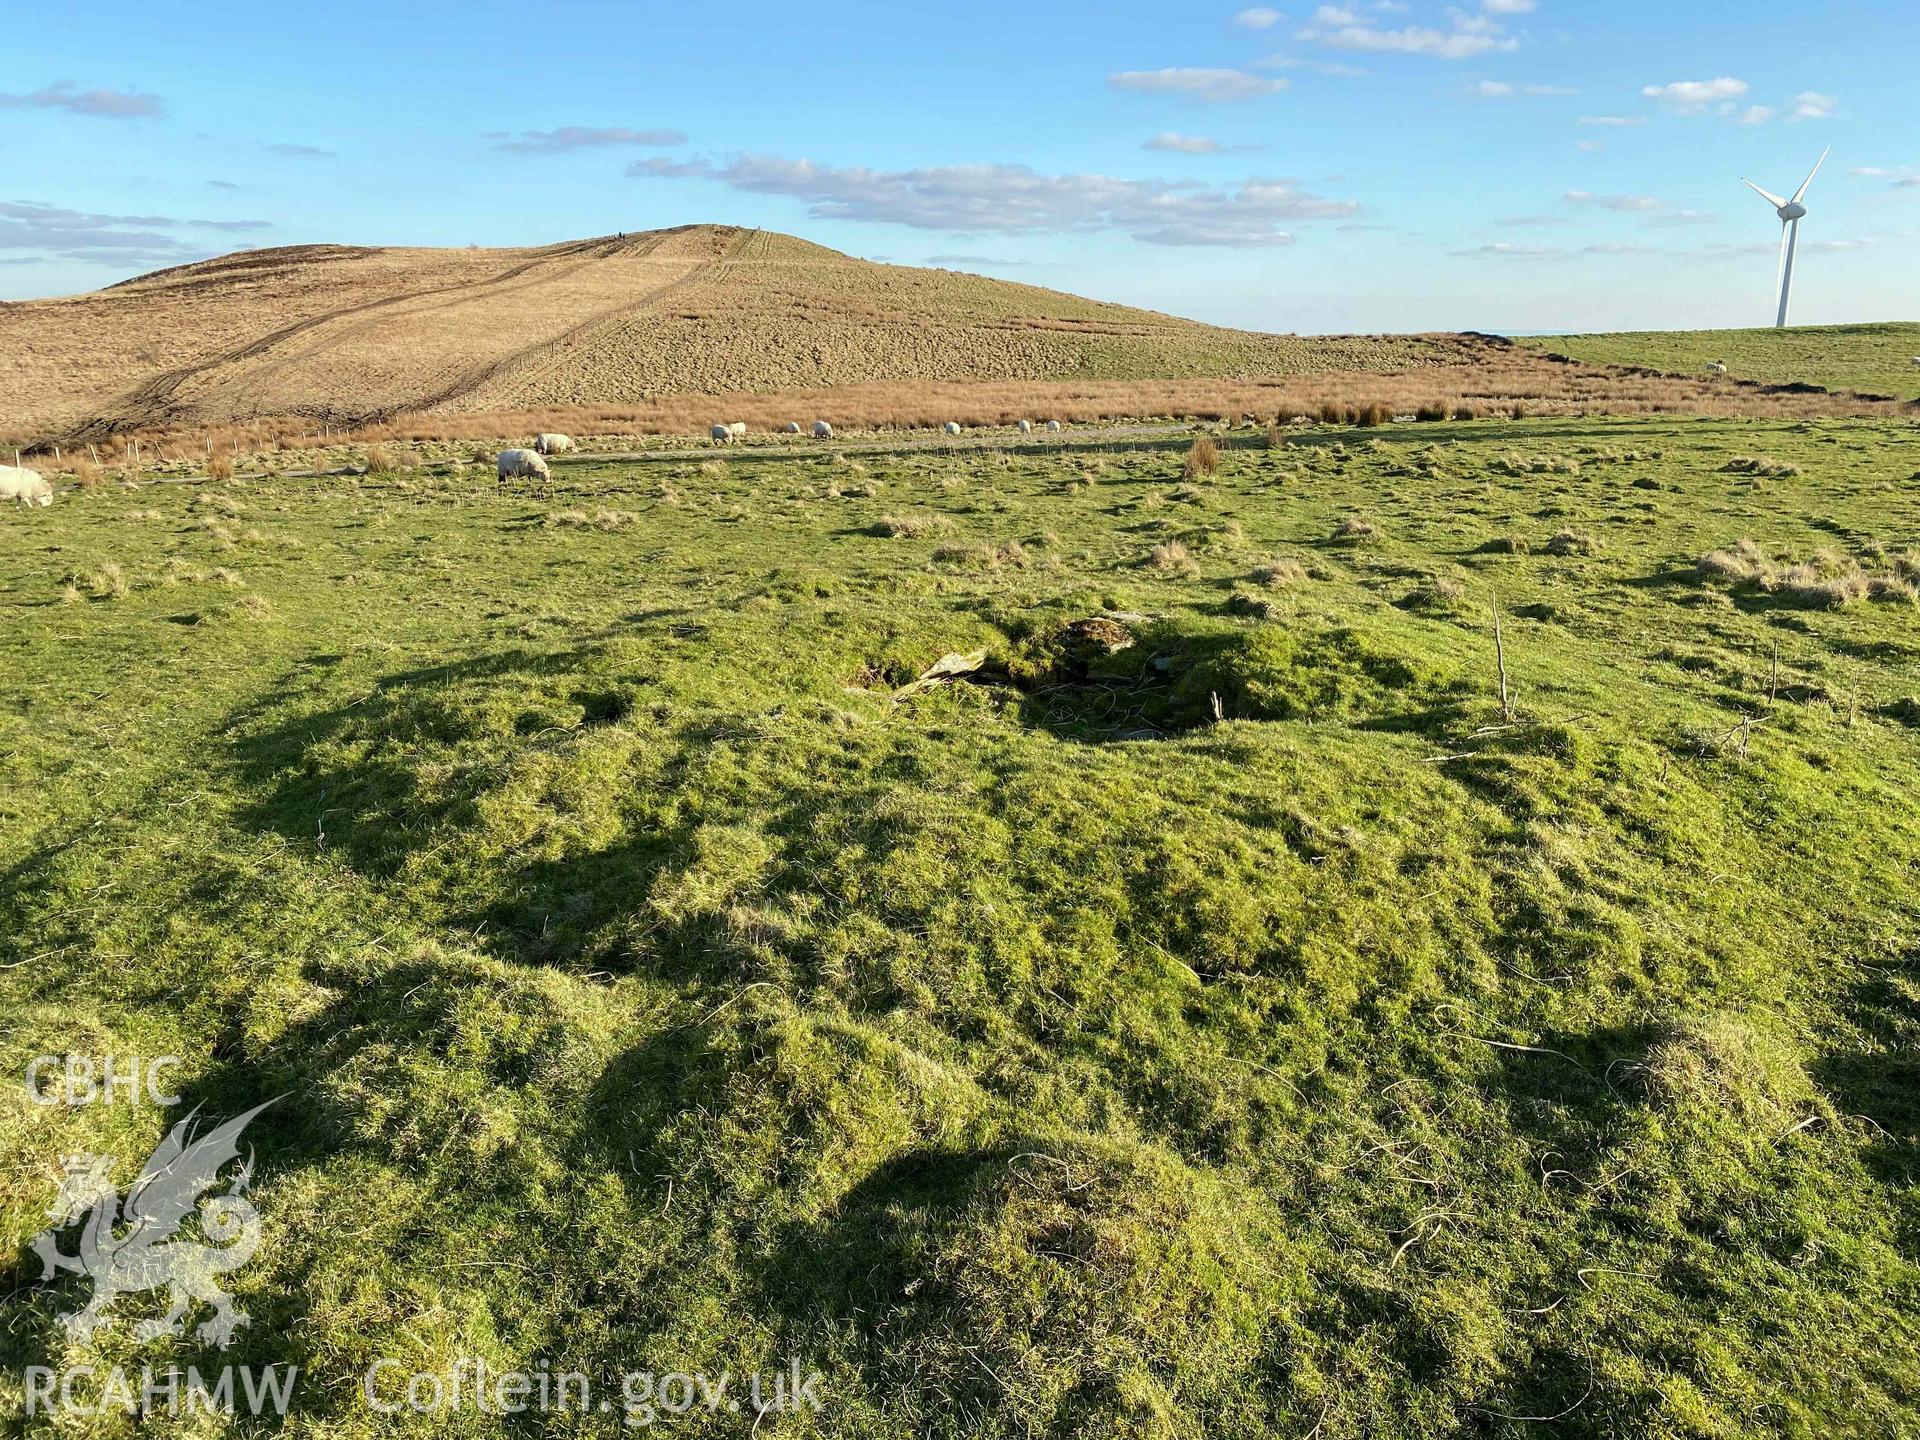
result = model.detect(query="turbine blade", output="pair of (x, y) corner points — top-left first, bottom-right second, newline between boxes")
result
(1744, 179), (1788, 208)
(1791, 146), (1831, 205)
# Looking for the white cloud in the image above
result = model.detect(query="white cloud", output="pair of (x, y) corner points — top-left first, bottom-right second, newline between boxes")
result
(1648, 209), (1717, 226)
(1564, 190), (1663, 212)
(1472, 79), (1576, 97)
(1453, 242), (1565, 258)
(1576, 139), (1604, 152)
(629, 153), (1360, 247)
(0, 80), (164, 119)
(1233, 7), (1284, 27)
(924, 254), (1044, 268)
(1641, 77), (1748, 110)
(1849, 167), (1898, 178)
(492, 126), (686, 154)
(1295, 6), (1518, 58)
(1144, 131), (1229, 153)
(1738, 105), (1776, 125)
(1255, 53), (1370, 75)
(1109, 68), (1289, 101)
(1578, 115), (1645, 127)
(1482, 0), (1535, 9)
(0, 200), (256, 266)
(1790, 90), (1836, 121)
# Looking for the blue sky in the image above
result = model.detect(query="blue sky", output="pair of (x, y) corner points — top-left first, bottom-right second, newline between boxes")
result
(3, 0), (1913, 332)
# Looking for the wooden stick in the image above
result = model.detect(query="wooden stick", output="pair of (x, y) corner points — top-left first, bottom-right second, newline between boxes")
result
(1492, 591), (1514, 724)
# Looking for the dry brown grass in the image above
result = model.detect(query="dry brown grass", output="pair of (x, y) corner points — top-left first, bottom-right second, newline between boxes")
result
(874, 513), (956, 539)
(1696, 539), (1918, 609)
(1332, 516), (1379, 543)
(1147, 539), (1194, 571)
(1183, 437), (1220, 480)
(1249, 559), (1307, 588)
(0, 224), (1461, 445)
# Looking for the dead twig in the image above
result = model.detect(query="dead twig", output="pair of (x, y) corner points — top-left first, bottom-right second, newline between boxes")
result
(1491, 589), (1515, 724)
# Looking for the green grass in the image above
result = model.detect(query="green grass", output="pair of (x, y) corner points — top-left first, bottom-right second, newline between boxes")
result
(4, 419), (1920, 1436)
(1525, 321), (1920, 401)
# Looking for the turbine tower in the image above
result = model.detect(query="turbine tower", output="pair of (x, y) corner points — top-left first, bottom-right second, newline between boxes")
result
(1743, 146), (1830, 329)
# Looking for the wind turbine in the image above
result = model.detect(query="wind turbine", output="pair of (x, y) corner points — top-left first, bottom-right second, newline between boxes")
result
(1743, 146), (1829, 328)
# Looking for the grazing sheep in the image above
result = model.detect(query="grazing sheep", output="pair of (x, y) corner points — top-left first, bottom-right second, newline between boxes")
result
(1016, 419), (1033, 435)
(497, 449), (551, 486)
(534, 432), (574, 455)
(813, 420), (833, 439)
(784, 422), (802, 434)
(0, 464), (53, 507)
(711, 424), (734, 444)
(1911, 356), (1920, 367)
(944, 421), (962, 436)
(729, 422), (748, 439)
(1706, 362), (1729, 375)
(1045, 420), (1062, 433)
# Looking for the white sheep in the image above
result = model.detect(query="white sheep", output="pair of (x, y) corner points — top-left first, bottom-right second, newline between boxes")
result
(496, 449), (551, 486)
(1045, 420), (1062, 433)
(784, 422), (802, 434)
(729, 422), (748, 439)
(0, 465), (53, 507)
(1910, 356), (1920, 366)
(534, 432), (574, 455)
(812, 420), (833, 439)
(711, 424), (734, 444)
(1706, 362), (1728, 375)
(1016, 419), (1033, 435)
(944, 421), (962, 436)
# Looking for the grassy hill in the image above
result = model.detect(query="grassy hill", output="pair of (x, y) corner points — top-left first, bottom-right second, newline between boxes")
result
(0, 225), (1463, 443)
(4, 416), (1919, 1434)
(1525, 321), (1920, 401)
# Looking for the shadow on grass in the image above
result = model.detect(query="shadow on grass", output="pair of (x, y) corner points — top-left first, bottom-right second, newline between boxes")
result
(1814, 957), (1920, 1253)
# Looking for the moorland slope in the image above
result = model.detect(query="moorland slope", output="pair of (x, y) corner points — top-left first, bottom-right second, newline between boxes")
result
(0, 225), (1467, 441)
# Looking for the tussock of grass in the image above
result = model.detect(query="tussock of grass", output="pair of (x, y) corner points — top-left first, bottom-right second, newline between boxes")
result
(545, 508), (638, 530)
(1724, 455), (1802, 477)
(1544, 528), (1600, 557)
(874, 512), (955, 539)
(1629, 1012), (1815, 1127)
(1697, 540), (1911, 609)
(1331, 515), (1379, 542)
(1146, 538), (1194, 571)
(934, 538), (1025, 570)
(1403, 574), (1468, 611)
(1249, 558), (1306, 588)
(1182, 436), (1220, 480)
(1493, 452), (1580, 475)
